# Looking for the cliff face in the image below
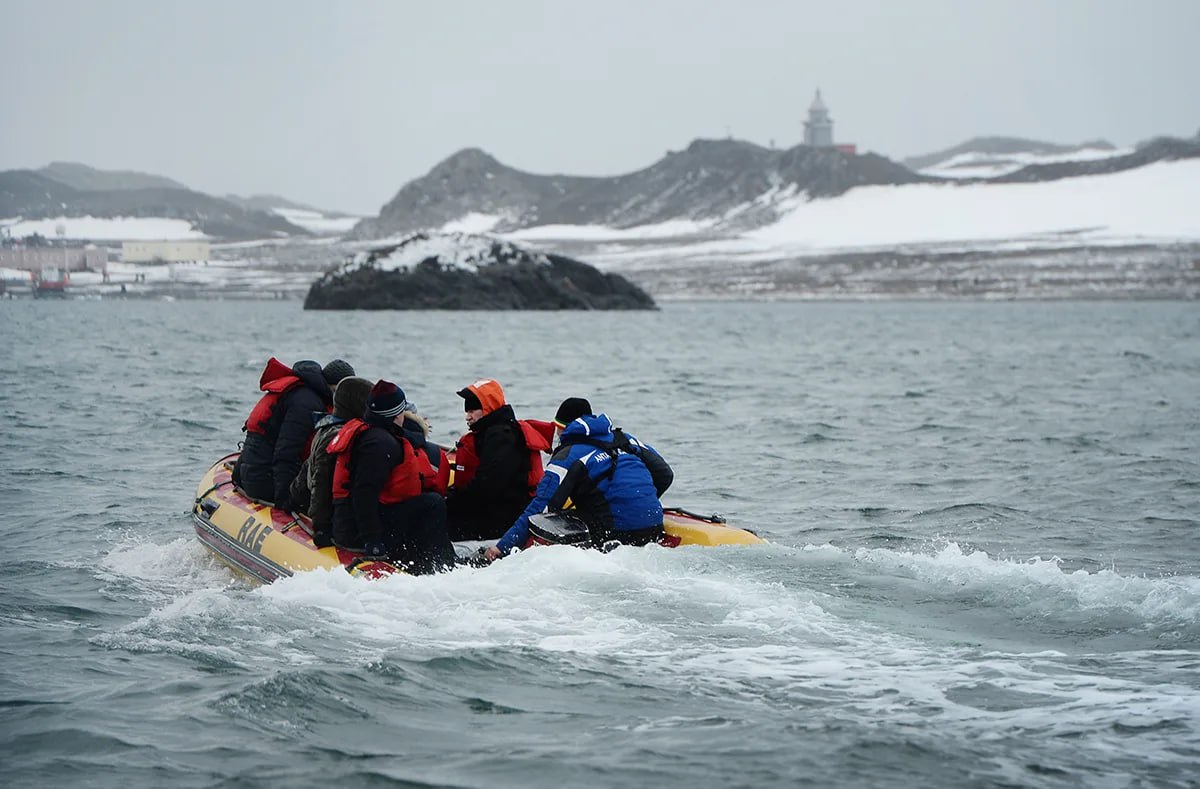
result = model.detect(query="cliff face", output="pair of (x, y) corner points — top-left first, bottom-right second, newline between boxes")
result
(304, 232), (655, 310)
(352, 140), (930, 239)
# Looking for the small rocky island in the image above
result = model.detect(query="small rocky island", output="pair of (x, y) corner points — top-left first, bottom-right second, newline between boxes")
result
(303, 232), (656, 310)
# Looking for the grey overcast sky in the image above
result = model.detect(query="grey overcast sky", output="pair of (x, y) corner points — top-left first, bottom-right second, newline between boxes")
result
(2, 0), (1196, 214)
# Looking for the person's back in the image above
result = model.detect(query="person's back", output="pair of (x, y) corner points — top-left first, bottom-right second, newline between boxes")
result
(446, 379), (552, 540)
(233, 358), (337, 509)
(288, 375), (371, 547)
(490, 400), (673, 558)
(549, 414), (671, 543)
(328, 380), (454, 574)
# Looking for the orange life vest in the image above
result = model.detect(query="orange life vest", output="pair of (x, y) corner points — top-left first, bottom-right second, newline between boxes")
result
(327, 419), (421, 504)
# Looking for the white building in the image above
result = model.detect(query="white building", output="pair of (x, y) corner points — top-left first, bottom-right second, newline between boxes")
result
(122, 240), (211, 263)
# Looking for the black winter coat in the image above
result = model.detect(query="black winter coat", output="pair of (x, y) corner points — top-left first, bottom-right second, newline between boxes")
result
(332, 422), (409, 551)
(446, 404), (532, 537)
(237, 364), (332, 510)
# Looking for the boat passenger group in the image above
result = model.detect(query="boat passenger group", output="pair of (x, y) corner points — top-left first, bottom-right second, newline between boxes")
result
(230, 357), (674, 575)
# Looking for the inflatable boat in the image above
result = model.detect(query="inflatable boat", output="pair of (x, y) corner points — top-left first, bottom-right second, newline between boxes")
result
(191, 453), (763, 583)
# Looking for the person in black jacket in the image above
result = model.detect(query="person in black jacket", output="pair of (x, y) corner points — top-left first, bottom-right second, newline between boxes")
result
(233, 358), (350, 510)
(445, 379), (552, 541)
(329, 380), (455, 574)
(288, 375), (372, 547)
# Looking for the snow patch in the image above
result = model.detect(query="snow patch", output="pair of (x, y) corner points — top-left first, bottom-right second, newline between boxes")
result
(0, 215), (206, 240)
(750, 159), (1200, 248)
(919, 146), (1133, 179)
(270, 207), (360, 235)
(507, 218), (714, 241)
(439, 212), (503, 233)
(339, 232), (550, 276)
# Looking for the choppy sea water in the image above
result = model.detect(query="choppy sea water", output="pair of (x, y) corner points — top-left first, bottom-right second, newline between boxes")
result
(1, 300), (1198, 788)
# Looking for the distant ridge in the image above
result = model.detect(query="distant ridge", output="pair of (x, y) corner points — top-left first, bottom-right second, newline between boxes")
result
(902, 136), (1118, 172)
(994, 137), (1200, 183)
(353, 139), (927, 239)
(225, 193), (353, 218)
(0, 166), (309, 241)
(39, 161), (189, 192)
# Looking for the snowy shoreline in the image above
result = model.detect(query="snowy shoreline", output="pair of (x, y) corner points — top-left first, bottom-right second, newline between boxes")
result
(12, 237), (1192, 303)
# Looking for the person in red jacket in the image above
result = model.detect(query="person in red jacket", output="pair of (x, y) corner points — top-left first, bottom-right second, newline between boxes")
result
(232, 358), (352, 509)
(446, 379), (554, 540)
(327, 380), (455, 574)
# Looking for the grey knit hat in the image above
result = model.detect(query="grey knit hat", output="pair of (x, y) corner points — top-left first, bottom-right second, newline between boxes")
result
(331, 376), (372, 420)
(322, 359), (356, 386)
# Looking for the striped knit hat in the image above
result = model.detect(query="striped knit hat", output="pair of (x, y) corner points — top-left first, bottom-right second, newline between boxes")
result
(367, 379), (410, 419)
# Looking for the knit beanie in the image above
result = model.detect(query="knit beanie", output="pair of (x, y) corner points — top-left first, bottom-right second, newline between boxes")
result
(322, 359), (356, 386)
(553, 397), (592, 428)
(367, 379), (409, 419)
(332, 376), (372, 420)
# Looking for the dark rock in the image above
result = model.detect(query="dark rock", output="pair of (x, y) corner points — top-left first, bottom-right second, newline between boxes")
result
(304, 232), (656, 310)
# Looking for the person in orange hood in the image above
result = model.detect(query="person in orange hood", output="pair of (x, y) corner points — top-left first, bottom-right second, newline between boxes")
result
(446, 378), (554, 540)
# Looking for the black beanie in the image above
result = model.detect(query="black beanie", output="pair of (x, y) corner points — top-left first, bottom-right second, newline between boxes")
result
(554, 397), (592, 427)
(322, 359), (355, 386)
(331, 376), (371, 420)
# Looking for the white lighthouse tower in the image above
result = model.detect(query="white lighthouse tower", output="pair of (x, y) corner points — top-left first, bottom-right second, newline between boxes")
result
(803, 89), (835, 147)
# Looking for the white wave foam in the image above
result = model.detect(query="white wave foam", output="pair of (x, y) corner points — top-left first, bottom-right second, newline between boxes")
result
(851, 541), (1200, 624)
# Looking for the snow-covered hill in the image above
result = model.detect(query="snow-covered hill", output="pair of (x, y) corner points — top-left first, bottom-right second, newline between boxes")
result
(494, 157), (1200, 250)
(914, 145), (1132, 179)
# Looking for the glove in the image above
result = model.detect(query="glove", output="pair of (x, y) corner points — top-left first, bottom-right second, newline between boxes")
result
(362, 541), (388, 559)
(312, 530), (333, 549)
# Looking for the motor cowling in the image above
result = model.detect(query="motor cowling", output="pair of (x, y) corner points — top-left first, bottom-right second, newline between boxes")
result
(525, 513), (592, 548)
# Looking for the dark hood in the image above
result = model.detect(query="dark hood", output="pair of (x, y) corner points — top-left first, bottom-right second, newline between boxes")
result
(293, 360), (333, 405)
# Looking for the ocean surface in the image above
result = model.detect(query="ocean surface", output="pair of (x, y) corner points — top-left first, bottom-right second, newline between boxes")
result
(1, 299), (1198, 788)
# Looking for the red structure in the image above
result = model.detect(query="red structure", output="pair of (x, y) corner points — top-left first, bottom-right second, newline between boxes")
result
(33, 268), (69, 298)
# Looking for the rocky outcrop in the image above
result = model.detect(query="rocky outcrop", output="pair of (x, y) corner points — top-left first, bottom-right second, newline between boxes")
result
(304, 232), (655, 310)
(352, 140), (929, 239)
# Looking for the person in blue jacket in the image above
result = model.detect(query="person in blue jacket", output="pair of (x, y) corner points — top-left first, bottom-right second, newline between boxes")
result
(485, 397), (673, 561)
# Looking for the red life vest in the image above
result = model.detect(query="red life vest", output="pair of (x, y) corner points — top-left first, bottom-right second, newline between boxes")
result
(453, 419), (554, 495)
(415, 445), (451, 496)
(243, 357), (303, 435)
(327, 419), (421, 504)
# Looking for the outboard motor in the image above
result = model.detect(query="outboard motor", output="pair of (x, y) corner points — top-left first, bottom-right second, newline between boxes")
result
(526, 513), (592, 548)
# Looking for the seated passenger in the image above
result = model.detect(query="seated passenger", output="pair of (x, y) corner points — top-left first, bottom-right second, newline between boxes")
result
(233, 358), (354, 509)
(396, 405), (451, 497)
(288, 375), (372, 548)
(445, 378), (554, 541)
(486, 398), (673, 561)
(327, 380), (455, 575)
